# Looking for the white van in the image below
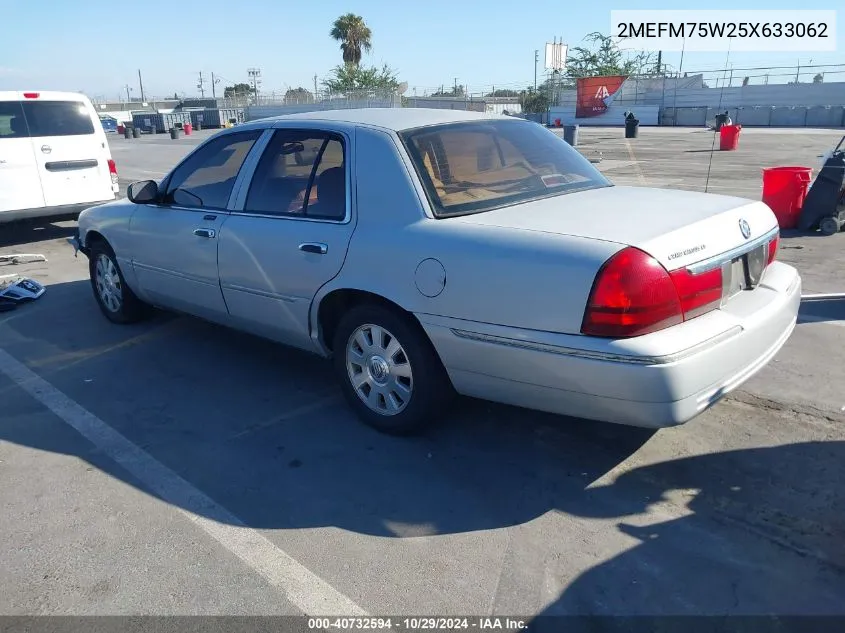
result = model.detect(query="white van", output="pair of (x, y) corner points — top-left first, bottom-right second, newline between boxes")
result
(0, 91), (119, 224)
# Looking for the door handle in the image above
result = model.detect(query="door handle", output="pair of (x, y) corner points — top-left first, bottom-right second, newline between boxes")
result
(193, 228), (216, 239)
(299, 242), (328, 255)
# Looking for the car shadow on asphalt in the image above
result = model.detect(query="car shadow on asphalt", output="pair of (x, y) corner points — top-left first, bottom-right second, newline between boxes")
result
(0, 218), (78, 249)
(1, 279), (844, 615)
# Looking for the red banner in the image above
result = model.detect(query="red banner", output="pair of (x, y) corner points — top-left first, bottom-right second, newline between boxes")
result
(575, 75), (628, 118)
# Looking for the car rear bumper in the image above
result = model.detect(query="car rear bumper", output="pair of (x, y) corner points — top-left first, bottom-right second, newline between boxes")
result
(419, 262), (801, 428)
(0, 199), (115, 224)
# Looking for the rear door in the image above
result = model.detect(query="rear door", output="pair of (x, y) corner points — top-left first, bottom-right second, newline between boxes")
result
(218, 127), (355, 350)
(21, 94), (115, 207)
(0, 99), (45, 213)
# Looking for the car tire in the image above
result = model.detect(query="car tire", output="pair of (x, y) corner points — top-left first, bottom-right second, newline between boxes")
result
(332, 303), (454, 436)
(88, 240), (149, 324)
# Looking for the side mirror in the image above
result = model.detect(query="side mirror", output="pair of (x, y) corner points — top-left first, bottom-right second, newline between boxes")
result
(127, 180), (159, 204)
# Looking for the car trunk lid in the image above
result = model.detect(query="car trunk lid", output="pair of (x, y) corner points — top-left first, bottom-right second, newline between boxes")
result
(450, 185), (778, 271)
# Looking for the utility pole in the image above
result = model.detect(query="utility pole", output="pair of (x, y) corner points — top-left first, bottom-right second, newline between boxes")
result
(137, 69), (146, 102)
(247, 68), (261, 103)
(656, 50), (662, 75)
(197, 71), (206, 98)
(211, 72), (220, 99)
(534, 49), (539, 90)
(454, 77), (458, 95)
(123, 84), (132, 103)
(313, 74), (318, 99)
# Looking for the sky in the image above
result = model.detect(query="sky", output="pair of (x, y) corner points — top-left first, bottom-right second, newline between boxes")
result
(0, 0), (842, 100)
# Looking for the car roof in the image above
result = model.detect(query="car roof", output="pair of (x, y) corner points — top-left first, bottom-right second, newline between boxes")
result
(258, 107), (513, 132)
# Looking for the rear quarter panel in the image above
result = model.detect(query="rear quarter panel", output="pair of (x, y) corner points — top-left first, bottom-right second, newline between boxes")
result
(316, 126), (622, 335)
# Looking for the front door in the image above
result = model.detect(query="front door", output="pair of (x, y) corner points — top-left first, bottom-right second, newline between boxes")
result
(217, 128), (355, 350)
(0, 100), (45, 213)
(129, 129), (264, 322)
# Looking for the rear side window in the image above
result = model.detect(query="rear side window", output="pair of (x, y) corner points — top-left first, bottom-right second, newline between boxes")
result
(21, 101), (95, 137)
(0, 101), (28, 139)
(245, 129), (346, 219)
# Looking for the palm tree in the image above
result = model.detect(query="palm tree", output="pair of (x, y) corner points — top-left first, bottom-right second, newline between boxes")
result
(330, 13), (372, 67)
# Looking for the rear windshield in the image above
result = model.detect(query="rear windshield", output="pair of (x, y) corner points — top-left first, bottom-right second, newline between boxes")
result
(21, 101), (95, 137)
(399, 119), (611, 217)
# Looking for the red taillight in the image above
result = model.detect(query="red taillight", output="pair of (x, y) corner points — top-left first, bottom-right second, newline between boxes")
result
(582, 247), (725, 338)
(767, 233), (779, 265)
(668, 267), (723, 320)
(107, 159), (118, 185)
(581, 247), (684, 338)
(23, 92), (39, 99)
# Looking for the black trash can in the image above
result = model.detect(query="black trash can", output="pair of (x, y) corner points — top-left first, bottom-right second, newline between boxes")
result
(170, 127), (179, 140)
(132, 127), (140, 138)
(123, 128), (131, 139)
(625, 118), (639, 139)
(563, 124), (579, 147)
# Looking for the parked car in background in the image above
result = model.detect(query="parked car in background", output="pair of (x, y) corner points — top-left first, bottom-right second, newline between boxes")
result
(99, 114), (119, 133)
(0, 91), (119, 224)
(72, 109), (800, 435)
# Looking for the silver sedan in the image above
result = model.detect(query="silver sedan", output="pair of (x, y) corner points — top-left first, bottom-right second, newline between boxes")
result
(73, 108), (801, 435)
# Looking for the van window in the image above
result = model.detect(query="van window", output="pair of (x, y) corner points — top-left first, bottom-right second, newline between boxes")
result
(21, 101), (95, 137)
(0, 101), (28, 138)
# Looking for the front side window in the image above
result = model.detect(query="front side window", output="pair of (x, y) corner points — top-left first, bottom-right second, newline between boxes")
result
(244, 129), (346, 220)
(0, 101), (28, 139)
(399, 119), (611, 217)
(21, 101), (95, 137)
(163, 130), (262, 209)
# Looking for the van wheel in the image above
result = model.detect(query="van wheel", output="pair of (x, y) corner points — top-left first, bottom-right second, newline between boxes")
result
(88, 241), (149, 324)
(333, 304), (454, 436)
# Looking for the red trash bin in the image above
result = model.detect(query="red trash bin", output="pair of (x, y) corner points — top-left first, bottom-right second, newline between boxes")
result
(117, 124), (125, 135)
(719, 124), (742, 151)
(183, 122), (192, 135)
(761, 166), (813, 229)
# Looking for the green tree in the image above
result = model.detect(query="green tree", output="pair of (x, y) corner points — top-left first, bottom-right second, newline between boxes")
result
(813, 73), (824, 83)
(322, 64), (400, 93)
(285, 87), (314, 103)
(224, 83), (252, 98)
(432, 84), (465, 97)
(330, 13), (373, 67)
(565, 32), (654, 78)
(485, 89), (520, 97)
(519, 88), (549, 114)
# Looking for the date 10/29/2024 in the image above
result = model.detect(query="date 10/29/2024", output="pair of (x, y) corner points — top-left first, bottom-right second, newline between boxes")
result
(307, 617), (528, 631)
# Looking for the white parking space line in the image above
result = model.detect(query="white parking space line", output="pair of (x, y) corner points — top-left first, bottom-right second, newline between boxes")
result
(0, 348), (368, 617)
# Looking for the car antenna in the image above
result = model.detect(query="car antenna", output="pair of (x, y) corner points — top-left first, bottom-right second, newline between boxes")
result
(704, 40), (732, 194)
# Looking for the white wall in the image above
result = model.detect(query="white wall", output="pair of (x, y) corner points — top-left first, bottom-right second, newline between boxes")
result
(548, 105), (660, 126)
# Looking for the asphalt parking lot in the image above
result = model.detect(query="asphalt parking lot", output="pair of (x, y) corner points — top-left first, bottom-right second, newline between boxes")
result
(1, 125), (844, 618)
